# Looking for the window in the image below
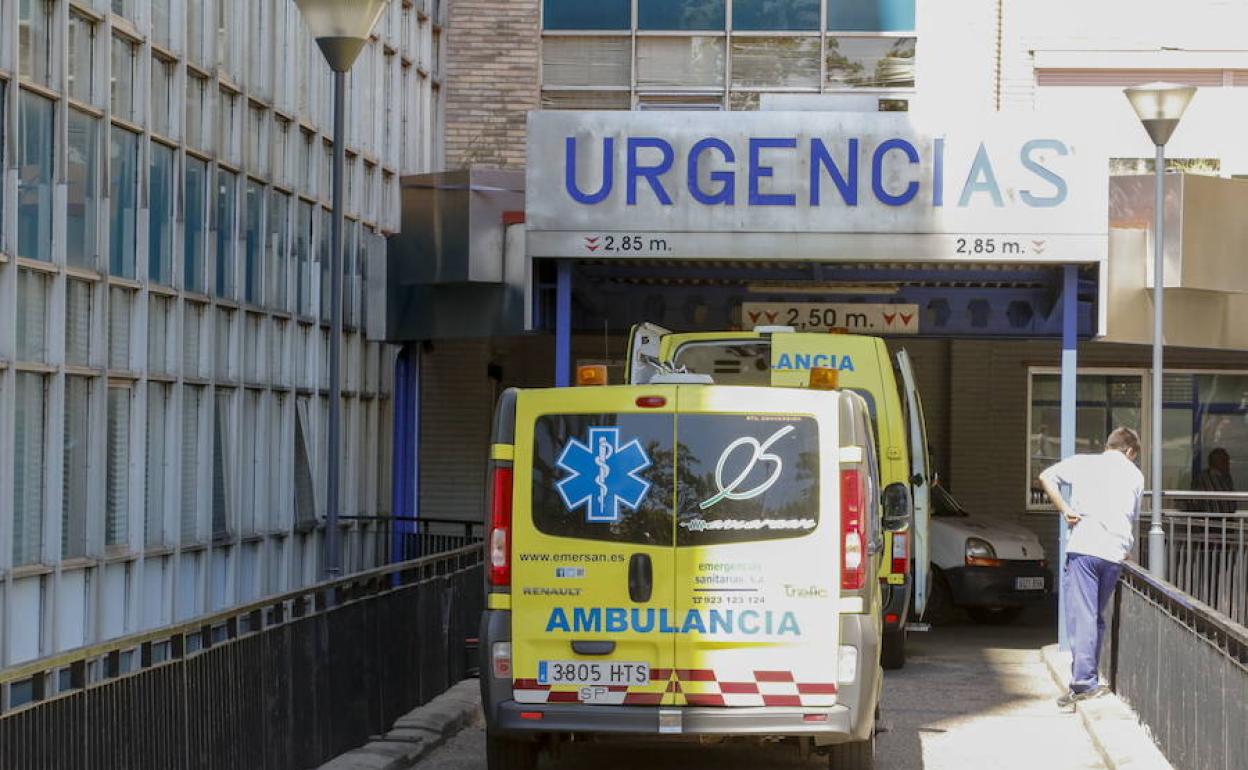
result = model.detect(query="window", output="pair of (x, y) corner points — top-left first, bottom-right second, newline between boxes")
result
(13, 373), (48, 566)
(109, 128), (140, 277)
(184, 156), (209, 292)
(639, 0), (724, 30)
(827, 0), (915, 32)
(66, 110), (101, 268)
(215, 309), (233, 379)
(296, 200), (314, 315)
(111, 35), (139, 123)
(531, 414), (674, 545)
(825, 37), (915, 89)
(68, 13), (97, 103)
(18, 0), (53, 86)
(106, 386), (132, 547)
(63, 376), (92, 559)
(243, 181), (263, 304)
(218, 89), (239, 162)
(248, 0), (272, 99)
(543, 0), (630, 29)
(248, 106), (267, 178)
(184, 301), (205, 376)
(218, 0), (238, 76)
(152, 0), (173, 50)
(240, 390), (261, 533)
(16, 269), (50, 362)
(18, 90), (55, 263)
(148, 295), (172, 373)
(637, 37), (725, 89)
(108, 287), (134, 370)
(268, 190), (290, 310)
(543, 38), (630, 89)
(111, 0), (136, 19)
(214, 169), (237, 298)
(65, 279), (93, 366)
(1028, 373), (1143, 507)
(186, 74), (209, 150)
(734, 0), (819, 30)
(273, 118), (290, 186)
(181, 385), (204, 543)
(212, 390), (234, 537)
(149, 142), (176, 284)
(677, 415), (820, 545)
(151, 57), (175, 137)
(294, 396), (317, 524)
(145, 383), (171, 546)
(187, 0), (210, 65)
(732, 38), (821, 89)
(319, 207), (331, 321)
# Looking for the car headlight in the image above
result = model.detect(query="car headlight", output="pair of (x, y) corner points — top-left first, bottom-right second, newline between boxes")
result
(965, 537), (1001, 566)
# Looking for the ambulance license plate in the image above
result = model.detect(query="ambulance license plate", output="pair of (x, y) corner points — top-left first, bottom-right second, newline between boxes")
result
(538, 661), (650, 687)
(1015, 577), (1045, 591)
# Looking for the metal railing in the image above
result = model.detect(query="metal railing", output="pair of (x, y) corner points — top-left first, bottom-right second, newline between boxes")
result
(0, 544), (485, 770)
(342, 515), (486, 564)
(1110, 560), (1248, 770)
(1135, 491), (1248, 626)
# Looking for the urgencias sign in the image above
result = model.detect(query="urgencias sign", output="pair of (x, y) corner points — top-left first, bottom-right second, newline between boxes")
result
(526, 111), (1107, 238)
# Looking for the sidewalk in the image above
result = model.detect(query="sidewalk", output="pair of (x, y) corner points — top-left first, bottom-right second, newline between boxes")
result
(315, 680), (483, 770)
(1040, 645), (1172, 770)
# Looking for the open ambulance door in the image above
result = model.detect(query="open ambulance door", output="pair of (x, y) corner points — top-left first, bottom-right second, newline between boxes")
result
(896, 350), (932, 616)
(625, 322), (672, 384)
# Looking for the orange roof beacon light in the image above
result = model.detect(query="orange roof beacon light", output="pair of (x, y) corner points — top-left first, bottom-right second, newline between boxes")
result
(809, 367), (839, 391)
(576, 364), (609, 387)
(828, 327), (850, 335)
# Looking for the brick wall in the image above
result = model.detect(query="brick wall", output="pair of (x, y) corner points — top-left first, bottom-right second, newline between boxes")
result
(444, 0), (540, 170)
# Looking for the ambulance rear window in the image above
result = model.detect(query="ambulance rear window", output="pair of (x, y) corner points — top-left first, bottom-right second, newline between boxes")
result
(531, 413), (674, 546)
(676, 414), (819, 545)
(671, 341), (770, 386)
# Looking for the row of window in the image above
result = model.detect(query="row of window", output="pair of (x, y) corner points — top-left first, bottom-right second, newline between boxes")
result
(9, 369), (389, 567)
(543, 0), (915, 32)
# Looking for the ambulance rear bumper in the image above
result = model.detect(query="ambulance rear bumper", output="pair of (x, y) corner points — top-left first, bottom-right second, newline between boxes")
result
(494, 701), (859, 741)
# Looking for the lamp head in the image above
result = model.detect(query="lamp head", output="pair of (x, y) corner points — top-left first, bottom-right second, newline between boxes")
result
(295, 0), (389, 72)
(1124, 82), (1197, 146)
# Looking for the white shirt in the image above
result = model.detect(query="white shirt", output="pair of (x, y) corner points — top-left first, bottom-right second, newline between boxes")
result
(1039, 451), (1144, 563)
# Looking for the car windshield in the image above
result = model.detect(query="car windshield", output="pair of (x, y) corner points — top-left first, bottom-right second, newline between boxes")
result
(932, 486), (969, 517)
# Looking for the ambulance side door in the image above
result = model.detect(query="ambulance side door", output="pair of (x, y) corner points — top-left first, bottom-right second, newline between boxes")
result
(895, 350), (932, 615)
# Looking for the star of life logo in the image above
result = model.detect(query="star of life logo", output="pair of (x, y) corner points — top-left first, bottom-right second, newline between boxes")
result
(556, 427), (652, 523)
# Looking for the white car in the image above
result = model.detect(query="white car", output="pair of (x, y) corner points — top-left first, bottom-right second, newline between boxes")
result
(926, 485), (1052, 624)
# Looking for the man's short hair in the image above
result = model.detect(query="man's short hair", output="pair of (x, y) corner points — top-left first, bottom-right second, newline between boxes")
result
(1106, 427), (1141, 457)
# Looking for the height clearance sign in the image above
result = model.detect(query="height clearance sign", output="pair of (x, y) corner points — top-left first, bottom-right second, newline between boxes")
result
(525, 111), (1108, 263)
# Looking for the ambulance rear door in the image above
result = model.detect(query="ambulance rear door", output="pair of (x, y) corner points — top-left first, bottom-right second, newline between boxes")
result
(670, 386), (842, 707)
(511, 386), (678, 707)
(626, 322), (672, 384)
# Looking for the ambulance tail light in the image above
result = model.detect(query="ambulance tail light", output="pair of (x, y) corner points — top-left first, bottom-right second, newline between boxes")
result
(488, 466), (514, 586)
(891, 531), (909, 576)
(841, 469), (866, 591)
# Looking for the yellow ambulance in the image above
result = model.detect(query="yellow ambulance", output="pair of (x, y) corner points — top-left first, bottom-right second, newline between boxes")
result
(626, 323), (932, 670)
(480, 369), (886, 769)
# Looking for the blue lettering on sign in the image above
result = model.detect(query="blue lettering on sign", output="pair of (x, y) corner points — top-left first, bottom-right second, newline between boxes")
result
(556, 427), (652, 523)
(775, 353), (855, 373)
(560, 135), (1072, 210)
(959, 142), (1004, 208)
(688, 138), (736, 205)
(1019, 139), (1069, 207)
(544, 607), (803, 636)
(871, 138), (921, 206)
(749, 138), (798, 206)
(627, 137), (674, 205)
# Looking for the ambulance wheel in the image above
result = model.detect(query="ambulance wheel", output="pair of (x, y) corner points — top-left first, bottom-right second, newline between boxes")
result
(880, 628), (906, 670)
(486, 733), (539, 770)
(826, 733), (875, 770)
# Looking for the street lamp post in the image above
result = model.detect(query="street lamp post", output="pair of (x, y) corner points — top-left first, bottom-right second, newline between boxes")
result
(295, 0), (389, 579)
(1124, 82), (1197, 580)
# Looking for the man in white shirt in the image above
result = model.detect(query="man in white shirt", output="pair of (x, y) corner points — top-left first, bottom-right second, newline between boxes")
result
(1038, 427), (1144, 709)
